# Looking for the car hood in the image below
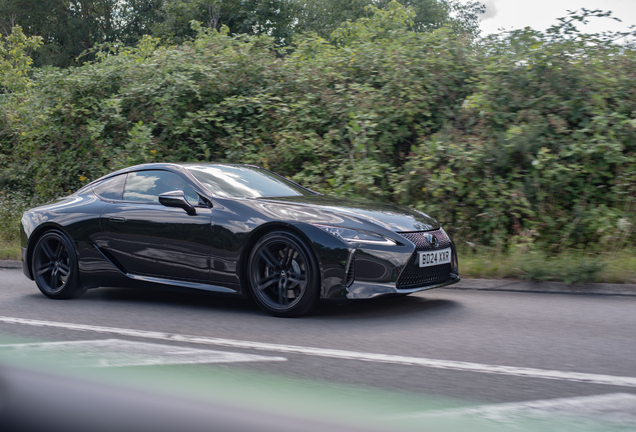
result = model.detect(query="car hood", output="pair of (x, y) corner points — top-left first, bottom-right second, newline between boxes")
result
(254, 195), (439, 232)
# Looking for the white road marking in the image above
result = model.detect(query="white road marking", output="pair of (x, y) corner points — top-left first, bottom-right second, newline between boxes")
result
(392, 393), (636, 423)
(0, 338), (287, 368)
(2, 316), (636, 387)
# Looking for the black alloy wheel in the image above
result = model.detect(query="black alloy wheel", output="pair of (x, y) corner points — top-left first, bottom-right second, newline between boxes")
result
(32, 230), (85, 299)
(248, 231), (319, 317)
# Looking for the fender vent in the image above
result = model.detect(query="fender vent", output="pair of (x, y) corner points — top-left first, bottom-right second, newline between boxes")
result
(344, 257), (355, 287)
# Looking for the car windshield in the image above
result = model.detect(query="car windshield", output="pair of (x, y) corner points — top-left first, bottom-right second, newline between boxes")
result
(186, 165), (315, 198)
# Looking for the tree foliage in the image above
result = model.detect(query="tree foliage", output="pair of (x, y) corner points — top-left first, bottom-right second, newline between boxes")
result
(0, 0), (483, 67)
(0, 0), (164, 67)
(0, 26), (43, 93)
(1, 2), (635, 250)
(153, 0), (300, 45)
(298, 0), (484, 40)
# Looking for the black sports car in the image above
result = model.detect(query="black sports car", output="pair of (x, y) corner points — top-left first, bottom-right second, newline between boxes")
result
(21, 163), (459, 317)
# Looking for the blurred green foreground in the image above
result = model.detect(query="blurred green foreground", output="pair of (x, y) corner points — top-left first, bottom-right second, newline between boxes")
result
(0, 334), (633, 432)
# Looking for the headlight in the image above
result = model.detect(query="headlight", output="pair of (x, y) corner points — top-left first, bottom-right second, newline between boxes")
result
(314, 224), (397, 245)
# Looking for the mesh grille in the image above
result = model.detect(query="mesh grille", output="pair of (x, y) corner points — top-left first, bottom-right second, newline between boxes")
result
(395, 229), (453, 289)
(398, 229), (452, 250)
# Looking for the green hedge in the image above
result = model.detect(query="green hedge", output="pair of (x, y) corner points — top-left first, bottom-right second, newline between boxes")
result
(1, 2), (635, 250)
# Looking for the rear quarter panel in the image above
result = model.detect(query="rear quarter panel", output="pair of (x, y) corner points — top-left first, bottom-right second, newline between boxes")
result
(21, 192), (108, 279)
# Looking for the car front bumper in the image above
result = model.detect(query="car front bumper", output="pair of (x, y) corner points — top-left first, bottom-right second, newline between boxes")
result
(323, 228), (460, 300)
(21, 247), (32, 280)
(344, 273), (460, 299)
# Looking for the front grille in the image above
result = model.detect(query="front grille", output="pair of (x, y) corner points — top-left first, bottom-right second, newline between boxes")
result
(398, 229), (452, 250)
(395, 229), (453, 289)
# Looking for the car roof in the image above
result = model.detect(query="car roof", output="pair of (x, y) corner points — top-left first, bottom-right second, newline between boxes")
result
(76, 163), (319, 198)
(80, 162), (258, 189)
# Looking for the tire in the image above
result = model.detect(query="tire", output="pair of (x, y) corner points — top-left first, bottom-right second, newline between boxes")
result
(248, 231), (319, 317)
(31, 230), (86, 299)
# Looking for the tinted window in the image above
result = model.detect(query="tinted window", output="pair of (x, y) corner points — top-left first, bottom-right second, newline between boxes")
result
(93, 174), (126, 201)
(123, 170), (200, 204)
(187, 165), (314, 198)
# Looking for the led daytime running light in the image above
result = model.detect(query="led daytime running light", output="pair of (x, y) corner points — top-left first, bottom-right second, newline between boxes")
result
(314, 224), (396, 245)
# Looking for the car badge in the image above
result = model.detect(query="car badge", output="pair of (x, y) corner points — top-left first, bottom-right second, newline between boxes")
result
(424, 234), (439, 248)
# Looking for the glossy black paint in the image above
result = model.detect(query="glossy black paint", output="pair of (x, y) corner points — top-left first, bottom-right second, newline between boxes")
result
(98, 202), (212, 281)
(21, 163), (460, 303)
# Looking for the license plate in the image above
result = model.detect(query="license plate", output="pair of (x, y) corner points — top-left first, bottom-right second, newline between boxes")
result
(418, 248), (451, 268)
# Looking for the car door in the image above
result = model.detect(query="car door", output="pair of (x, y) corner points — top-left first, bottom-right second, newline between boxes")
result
(99, 170), (212, 281)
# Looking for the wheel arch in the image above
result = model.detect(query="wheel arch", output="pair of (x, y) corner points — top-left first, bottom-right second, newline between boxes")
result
(237, 222), (325, 299)
(24, 223), (77, 280)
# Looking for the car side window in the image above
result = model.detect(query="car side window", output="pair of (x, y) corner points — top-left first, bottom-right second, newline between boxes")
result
(93, 174), (127, 201)
(123, 170), (200, 205)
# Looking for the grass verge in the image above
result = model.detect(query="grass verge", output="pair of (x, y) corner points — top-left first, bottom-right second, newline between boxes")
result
(0, 241), (21, 260)
(1, 189), (42, 261)
(459, 245), (636, 285)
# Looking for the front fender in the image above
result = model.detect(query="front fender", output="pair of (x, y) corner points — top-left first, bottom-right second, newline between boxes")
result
(287, 223), (350, 299)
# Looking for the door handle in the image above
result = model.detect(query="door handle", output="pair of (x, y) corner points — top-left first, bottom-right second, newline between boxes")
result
(109, 217), (126, 223)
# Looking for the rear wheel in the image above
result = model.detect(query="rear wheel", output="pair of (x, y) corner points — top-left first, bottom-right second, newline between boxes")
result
(32, 230), (85, 299)
(248, 231), (319, 317)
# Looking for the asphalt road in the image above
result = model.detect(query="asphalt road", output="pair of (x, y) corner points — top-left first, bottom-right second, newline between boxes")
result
(1, 267), (635, 431)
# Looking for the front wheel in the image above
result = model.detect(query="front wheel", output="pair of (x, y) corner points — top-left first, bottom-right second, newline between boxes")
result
(248, 231), (319, 317)
(32, 230), (86, 299)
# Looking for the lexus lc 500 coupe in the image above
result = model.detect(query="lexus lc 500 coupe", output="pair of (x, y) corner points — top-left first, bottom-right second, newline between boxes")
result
(21, 163), (459, 317)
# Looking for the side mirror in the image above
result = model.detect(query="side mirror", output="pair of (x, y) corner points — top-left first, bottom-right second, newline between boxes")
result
(158, 190), (196, 215)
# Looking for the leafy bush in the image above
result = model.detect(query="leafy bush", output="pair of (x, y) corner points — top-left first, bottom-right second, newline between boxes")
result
(1, 2), (635, 253)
